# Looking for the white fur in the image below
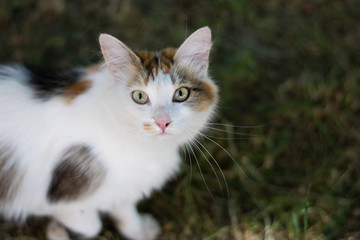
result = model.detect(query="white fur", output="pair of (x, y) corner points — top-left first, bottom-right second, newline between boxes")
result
(0, 27), (216, 240)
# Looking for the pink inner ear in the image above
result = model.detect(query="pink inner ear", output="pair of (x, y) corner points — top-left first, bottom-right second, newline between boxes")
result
(99, 34), (139, 81)
(99, 34), (131, 66)
(175, 27), (212, 76)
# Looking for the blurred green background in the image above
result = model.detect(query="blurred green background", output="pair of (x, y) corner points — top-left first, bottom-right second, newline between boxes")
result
(1, 0), (359, 239)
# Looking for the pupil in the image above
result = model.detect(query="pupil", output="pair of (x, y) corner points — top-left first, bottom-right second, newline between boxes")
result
(179, 90), (183, 96)
(138, 93), (142, 99)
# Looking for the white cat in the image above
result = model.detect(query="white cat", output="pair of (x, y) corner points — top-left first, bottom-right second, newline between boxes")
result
(0, 26), (217, 240)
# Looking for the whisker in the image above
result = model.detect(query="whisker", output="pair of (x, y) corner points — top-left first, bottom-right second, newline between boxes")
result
(190, 128), (254, 183)
(193, 137), (229, 198)
(199, 135), (254, 140)
(184, 139), (215, 200)
(182, 143), (193, 182)
(204, 126), (259, 137)
(191, 138), (225, 196)
(206, 122), (268, 129)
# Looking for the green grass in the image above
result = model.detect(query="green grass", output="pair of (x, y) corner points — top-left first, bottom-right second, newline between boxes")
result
(1, 0), (360, 239)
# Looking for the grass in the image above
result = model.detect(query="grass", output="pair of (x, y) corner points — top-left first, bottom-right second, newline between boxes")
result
(1, 0), (360, 239)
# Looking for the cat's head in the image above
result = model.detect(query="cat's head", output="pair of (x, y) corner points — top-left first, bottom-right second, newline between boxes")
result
(99, 27), (217, 144)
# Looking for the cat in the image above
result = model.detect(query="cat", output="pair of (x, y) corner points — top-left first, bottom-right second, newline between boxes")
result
(0, 26), (218, 240)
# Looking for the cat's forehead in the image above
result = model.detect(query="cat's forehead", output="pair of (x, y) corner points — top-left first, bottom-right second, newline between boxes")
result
(134, 48), (176, 81)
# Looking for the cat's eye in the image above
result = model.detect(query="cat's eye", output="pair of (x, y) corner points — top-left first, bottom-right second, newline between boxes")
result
(132, 90), (149, 104)
(173, 87), (190, 102)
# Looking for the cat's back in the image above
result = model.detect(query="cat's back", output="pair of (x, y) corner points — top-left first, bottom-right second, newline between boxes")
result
(0, 64), (86, 139)
(0, 64), (109, 171)
(0, 64), (34, 102)
(0, 64), (85, 102)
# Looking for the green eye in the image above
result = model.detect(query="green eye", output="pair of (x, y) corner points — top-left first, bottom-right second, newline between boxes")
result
(173, 87), (190, 102)
(132, 90), (149, 104)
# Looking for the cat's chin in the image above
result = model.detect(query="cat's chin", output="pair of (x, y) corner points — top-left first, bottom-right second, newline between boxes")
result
(149, 131), (181, 142)
(155, 132), (173, 139)
(152, 132), (192, 146)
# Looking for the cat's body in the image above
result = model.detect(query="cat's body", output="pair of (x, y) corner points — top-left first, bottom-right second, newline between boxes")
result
(0, 27), (217, 240)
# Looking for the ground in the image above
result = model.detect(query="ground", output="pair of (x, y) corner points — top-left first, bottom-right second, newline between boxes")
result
(1, 0), (359, 239)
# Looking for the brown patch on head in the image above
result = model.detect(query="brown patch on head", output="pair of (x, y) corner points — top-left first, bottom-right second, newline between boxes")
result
(62, 79), (92, 104)
(159, 48), (176, 73)
(132, 48), (176, 85)
(173, 67), (217, 112)
(47, 145), (106, 203)
(0, 145), (20, 201)
(134, 51), (157, 79)
(190, 81), (217, 111)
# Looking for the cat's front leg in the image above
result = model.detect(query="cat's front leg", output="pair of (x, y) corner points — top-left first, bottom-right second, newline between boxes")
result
(47, 208), (102, 240)
(110, 204), (161, 240)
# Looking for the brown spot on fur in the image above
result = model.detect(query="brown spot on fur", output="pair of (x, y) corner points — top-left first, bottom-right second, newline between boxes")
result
(134, 51), (158, 79)
(62, 79), (92, 104)
(173, 67), (217, 112)
(143, 123), (156, 132)
(133, 48), (176, 83)
(159, 48), (176, 74)
(191, 81), (217, 111)
(47, 145), (105, 203)
(0, 146), (19, 201)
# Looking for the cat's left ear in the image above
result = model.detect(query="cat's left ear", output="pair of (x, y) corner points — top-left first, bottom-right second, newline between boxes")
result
(174, 26), (212, 77)
(99, 34), (140, 82)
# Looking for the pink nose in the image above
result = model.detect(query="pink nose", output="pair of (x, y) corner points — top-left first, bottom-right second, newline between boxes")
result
(155, 119), (171, 132)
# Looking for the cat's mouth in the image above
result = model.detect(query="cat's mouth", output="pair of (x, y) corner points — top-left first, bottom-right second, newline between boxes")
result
(156, 131), (171, 137)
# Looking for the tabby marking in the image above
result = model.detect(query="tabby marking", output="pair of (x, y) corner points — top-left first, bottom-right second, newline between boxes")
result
(26, 66), (84, 100)
(134, 48), (176, 80)
(172, 67), (217, 112)
(62, 79), (92, 104)
(47, 145), (105, 203)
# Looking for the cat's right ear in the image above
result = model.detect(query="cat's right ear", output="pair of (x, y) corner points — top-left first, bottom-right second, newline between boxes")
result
(99, 34), (140, 81)
(174, 27), (212, 78)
